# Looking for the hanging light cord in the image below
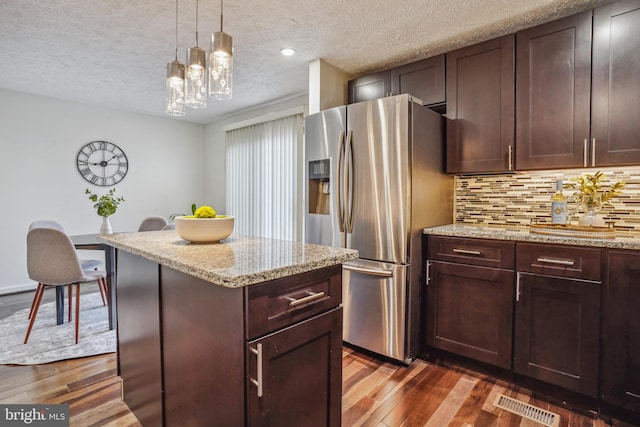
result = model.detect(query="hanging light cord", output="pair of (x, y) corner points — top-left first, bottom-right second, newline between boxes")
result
(195, 0), (200, 47)
(174, 0), (179, 61)
(220, 0), (224, 32)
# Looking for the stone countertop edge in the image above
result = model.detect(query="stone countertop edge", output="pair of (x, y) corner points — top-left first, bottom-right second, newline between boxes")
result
(98, 231), (358, 288)
(423, 224), (640, 250)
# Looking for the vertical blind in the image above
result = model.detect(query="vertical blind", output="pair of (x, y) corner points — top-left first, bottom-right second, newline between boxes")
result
(225, 114), (303, 241)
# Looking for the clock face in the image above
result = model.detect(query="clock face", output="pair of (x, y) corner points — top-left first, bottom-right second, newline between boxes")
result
(76, 141), (128, 186)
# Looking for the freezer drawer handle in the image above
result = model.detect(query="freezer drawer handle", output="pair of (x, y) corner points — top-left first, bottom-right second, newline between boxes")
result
(452, 248), (481, 256)
(286, 290), (326, 307)
(535, 257), (575, 266)
(250, 343), (263, 397)
(343, 264), (393, 277)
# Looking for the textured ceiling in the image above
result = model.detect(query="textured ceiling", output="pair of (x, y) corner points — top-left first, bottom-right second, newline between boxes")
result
(0, 0), (613, 124)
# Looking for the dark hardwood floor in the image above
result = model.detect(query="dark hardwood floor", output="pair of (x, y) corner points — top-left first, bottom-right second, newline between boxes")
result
(0, 289), (634, 426)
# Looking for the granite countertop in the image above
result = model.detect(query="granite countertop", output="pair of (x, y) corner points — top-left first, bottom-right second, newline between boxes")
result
(98, 231), (358, 288)
(423, 224), (640, 250)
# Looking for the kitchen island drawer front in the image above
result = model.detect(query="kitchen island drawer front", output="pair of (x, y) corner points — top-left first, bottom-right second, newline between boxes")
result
(428, 236), (515, 268)
(516, 242), (601, 281)
(246, 264), (342, 340)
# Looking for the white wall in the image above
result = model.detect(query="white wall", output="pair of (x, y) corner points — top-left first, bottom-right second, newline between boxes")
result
(203, 94), (309, 215)
(0, 89), (205, 294)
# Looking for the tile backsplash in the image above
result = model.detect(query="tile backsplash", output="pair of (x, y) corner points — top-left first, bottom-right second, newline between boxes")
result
(454, 167), (640, 233)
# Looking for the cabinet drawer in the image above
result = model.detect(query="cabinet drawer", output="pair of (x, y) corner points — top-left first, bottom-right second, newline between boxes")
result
(516, 243), (601, 281)
(245, 264), (342, 340)
(428, 236), (515, 269)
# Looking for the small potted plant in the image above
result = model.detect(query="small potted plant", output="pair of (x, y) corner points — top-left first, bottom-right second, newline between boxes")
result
(565, 171), (625, 227)
(85, 188), (125, 234)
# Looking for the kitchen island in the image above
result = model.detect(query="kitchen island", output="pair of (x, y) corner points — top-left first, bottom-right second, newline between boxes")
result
(98, 231), (358, 427)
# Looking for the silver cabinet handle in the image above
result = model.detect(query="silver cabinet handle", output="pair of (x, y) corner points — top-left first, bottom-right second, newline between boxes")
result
(591, 138), (596, 167)
(286, 290), (325, 307)
(452, 248), (481, 256)
(343, 263), (393, 277)
(536, 257), (575, 266)
(508, 145), (513, 171)
(425, 261), (431, 286)
(250, 343), (263, 397)
(516, 272), (521, 302)
(583, 138), (588, 167)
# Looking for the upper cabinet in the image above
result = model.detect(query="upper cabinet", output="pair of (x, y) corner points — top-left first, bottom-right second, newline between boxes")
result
(591, 0), (640, 166)
(347, 55), (445, 106)
(515, 12), (593, 170)
(445, 36), (515, 174)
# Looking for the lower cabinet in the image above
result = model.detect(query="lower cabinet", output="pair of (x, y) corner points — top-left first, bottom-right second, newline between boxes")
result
(513, 272), (600, 397)
(426, 261), (514, 369)
(246, 307), (342, 427)
(601, 250), (640, 413)
(117, 251), (344, 427)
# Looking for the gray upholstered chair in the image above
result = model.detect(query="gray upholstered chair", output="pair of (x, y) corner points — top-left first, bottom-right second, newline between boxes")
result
(28, 220), (108, 306)
(137, 216), (169, 231)
(25, 225), (107, 344)
(162, 223), (176, 230)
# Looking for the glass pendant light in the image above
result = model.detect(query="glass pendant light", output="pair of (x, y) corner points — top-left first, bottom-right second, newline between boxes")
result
(165, 0), (185, 116)
(209, 0), (233, 100)
(185, 0), (207, 108)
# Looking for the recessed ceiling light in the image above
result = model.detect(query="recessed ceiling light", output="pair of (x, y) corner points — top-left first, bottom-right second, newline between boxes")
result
(280, 48), (296, 56)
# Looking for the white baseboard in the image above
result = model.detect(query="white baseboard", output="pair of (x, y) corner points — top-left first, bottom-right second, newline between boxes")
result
(0, 282), (37, 296)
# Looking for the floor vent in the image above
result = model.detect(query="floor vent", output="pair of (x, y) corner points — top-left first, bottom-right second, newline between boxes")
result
(493, 394), (560, 427)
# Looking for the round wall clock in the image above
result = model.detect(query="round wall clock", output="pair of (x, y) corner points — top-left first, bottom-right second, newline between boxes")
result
(76, 140), (128, 186)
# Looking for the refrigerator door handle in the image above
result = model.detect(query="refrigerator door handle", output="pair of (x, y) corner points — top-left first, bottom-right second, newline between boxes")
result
(345, 129), (354, 234)
(343, 263), (393, 277)
(336, 130), (346, 235)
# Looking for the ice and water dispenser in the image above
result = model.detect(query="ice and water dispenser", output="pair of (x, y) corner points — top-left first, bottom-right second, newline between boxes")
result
(308, 159), (330, 215)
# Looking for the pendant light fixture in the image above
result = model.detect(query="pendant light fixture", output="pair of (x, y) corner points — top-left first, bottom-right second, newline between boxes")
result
(165, 0), (186, 116)
(185, 0), (207, 108)
(208, 0), (233, 100)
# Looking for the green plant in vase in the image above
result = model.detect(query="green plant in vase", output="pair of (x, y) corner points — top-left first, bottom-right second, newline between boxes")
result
(564, 171), (625, 227)
(85, 188), (125, 234)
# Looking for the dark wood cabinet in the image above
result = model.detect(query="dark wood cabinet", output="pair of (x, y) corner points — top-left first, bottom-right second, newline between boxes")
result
(116, 250), (344, 427)
(390, 55), (445, 106)
(592, 0), (640, 166)
(116, 252), (163, 427)
(445, 35), (515, 173)
(246, 307), (342, 427)
(515, 12), (593, 170)
(514, 243), (602, 397)
(601, 249), (640, 413)
(348, 55), (445, 106)
(426, 236), (515, 369)
(347, 71), (391, 103)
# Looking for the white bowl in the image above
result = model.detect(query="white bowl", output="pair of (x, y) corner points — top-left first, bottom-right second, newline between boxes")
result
(174, 215), (235, 243)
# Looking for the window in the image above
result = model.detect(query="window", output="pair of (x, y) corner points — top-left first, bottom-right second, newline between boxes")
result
(225, 113), (303, 241)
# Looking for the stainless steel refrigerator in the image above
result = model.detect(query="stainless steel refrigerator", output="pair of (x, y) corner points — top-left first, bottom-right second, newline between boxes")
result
(304, 94), (453, 364)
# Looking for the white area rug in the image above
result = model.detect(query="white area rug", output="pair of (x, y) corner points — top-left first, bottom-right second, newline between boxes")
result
(0, 292), (116, 365)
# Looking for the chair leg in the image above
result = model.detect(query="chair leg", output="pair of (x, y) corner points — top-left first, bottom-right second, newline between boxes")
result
(68, 283), (73, 322)
(28, 283), (44, 320)
(98, 278), (107, 306)
(75, 283), (80, 344)
(24, 284), (46, 344)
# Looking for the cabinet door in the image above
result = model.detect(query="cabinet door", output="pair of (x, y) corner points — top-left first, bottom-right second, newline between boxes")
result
(390, 55), (445, 106)
(592, 0), (640, 166)
(426, 261), (514, 369)
(247, 307), (343, 427)
(601, 250), (640, 411)
(514, 272), (600, 397)
(446, 35), (515, 173)
(347, 71), (391, 103)
(515, 12), (592, 170)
